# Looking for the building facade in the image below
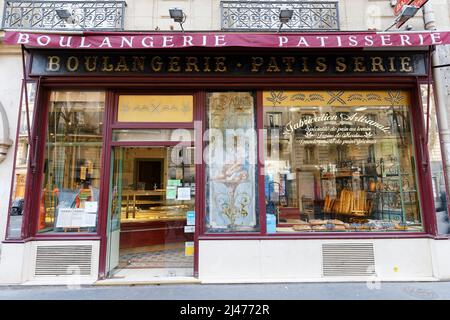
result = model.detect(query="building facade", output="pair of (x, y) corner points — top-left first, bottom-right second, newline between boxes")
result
(1, 0), (450, 285)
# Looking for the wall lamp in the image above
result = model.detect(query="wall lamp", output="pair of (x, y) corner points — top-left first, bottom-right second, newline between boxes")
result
(0, 102), (12, 163)
(385, 5), (420, 31)
(278, 6), (294, 32)
(56, 9), (75, 24)
(169, 8), (187, 32)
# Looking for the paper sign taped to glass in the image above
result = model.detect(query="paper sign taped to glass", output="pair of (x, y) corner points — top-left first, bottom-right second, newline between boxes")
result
(56, 208), (97, 228)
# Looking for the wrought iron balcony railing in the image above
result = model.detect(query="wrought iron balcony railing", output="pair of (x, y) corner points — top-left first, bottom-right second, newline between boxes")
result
(2, 1), (127, 31)
(221, 1), (339, 31)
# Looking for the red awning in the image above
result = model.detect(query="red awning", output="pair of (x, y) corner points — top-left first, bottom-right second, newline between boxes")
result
(3, 30), (450, 50)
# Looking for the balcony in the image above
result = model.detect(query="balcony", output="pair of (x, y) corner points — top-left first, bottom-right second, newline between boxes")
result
(221, 1), (339, 31)
(2, 1), (126, 31)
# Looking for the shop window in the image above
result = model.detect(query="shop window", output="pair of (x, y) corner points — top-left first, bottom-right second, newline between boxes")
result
(37, 91), (105, 234)
(117, 95), (193, 123)
(205, 92), (259, 232)
(263, 90), (423, 233)
(421, 84), (449, 235)
(6, 82), (36, 239)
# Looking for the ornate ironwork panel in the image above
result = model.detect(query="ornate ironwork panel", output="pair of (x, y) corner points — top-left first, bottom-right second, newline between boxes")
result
(221, 1), (339, 31)
(2, 1), (127, 31)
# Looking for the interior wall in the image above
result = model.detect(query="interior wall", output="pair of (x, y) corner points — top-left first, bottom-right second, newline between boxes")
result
(122, 147), (167, 189)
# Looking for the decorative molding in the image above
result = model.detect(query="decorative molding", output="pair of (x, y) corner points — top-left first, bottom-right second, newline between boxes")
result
(0, 101), (13, 163)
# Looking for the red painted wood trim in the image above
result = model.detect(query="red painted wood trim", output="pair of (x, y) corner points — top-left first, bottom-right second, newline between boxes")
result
(198, 233), (434, 241)
(36, 76), (422, 88)
(98, 90), (115, 279)
(193, 90), (205, 278)
(256, 90), (267, 235)
(28, 235), (102, 241)
(22, 84), (47, 239)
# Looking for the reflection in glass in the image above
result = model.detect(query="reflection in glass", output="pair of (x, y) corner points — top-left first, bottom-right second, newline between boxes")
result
(264, 90), (423, 233)
(7, 82), (36, 239)
(421, 84), (449, 235)
(38, 91), (105, 233)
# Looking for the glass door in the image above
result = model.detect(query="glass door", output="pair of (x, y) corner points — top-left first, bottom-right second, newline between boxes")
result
(106, 147), (123, 276)
(105, 146), (195, 278)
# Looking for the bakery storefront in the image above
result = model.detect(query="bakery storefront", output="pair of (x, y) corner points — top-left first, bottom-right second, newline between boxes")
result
(1, 31), (450, 284)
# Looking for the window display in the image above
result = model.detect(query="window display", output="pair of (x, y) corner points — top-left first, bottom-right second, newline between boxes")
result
(38, 91), (105, 233)
(205, 92), (259, 232)
(263, 90), (423, 233)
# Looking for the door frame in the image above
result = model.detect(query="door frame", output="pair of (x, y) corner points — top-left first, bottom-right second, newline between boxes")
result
(98, 90), (201, 279)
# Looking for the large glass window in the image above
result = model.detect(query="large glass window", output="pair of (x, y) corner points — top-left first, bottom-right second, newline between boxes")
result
(264, 90), (423, 233)
(205, 92), (259, 232)
(6, 82), (36, 239)
(421, 84), (449, 235)
(38, 91), (105, 233)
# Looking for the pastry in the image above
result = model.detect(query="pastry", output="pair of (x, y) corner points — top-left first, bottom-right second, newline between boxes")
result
(394, 223), (408, 231)
(334, 225), (346, 231)
(309, 219), (326, 226)
(312, 225), (327, 231)
(287, 219), (308, 225)
(327, 219), (344, 225)
(293, 225), (312, 231)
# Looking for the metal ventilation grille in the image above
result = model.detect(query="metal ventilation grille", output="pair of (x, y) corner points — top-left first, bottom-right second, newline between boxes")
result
(35, 245), (92, 276)
(322, 243), (376, 277)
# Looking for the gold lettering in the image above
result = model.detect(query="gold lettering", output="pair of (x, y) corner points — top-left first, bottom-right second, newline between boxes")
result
(335, 57), (347, 72)
(85, 56), (97, 72)
(370, 57), (385, 72)
(251, 57), (264, 72)
(168, 56), (181, 72)
(214, 57), (227, 72)
(46, 56), (60, 72)
(315, 57), (327, 72)
(151, 56), (163, 72)
(353, 57), (366, 72)
(66, 56), (79, 72)
(115, 56), (129, 72)
(203, 57), (211, 72)
(282, 57), (295, 72)
(301, 57), (309, 72)
(131, 56), (145, 72)
(400, 57), (413, 72)
(185, 57), (200, 72)
(101, 56), (114, 72)
(266, 57), (281, 72)
(388, 57), (397, 72)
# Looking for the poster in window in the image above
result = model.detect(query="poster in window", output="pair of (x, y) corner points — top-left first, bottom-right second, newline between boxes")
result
(206, 92), (258, 232)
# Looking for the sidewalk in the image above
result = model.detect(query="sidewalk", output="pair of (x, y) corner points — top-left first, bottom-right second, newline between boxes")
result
(0, 282), (448, 300)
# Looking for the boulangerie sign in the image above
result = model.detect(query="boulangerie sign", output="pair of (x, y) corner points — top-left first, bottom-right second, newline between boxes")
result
(29, 52), (427, 76)
(3, 30), (450, 49)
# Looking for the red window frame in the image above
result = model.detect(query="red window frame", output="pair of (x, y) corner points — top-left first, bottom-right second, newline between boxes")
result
(5, 73), (440, 281)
